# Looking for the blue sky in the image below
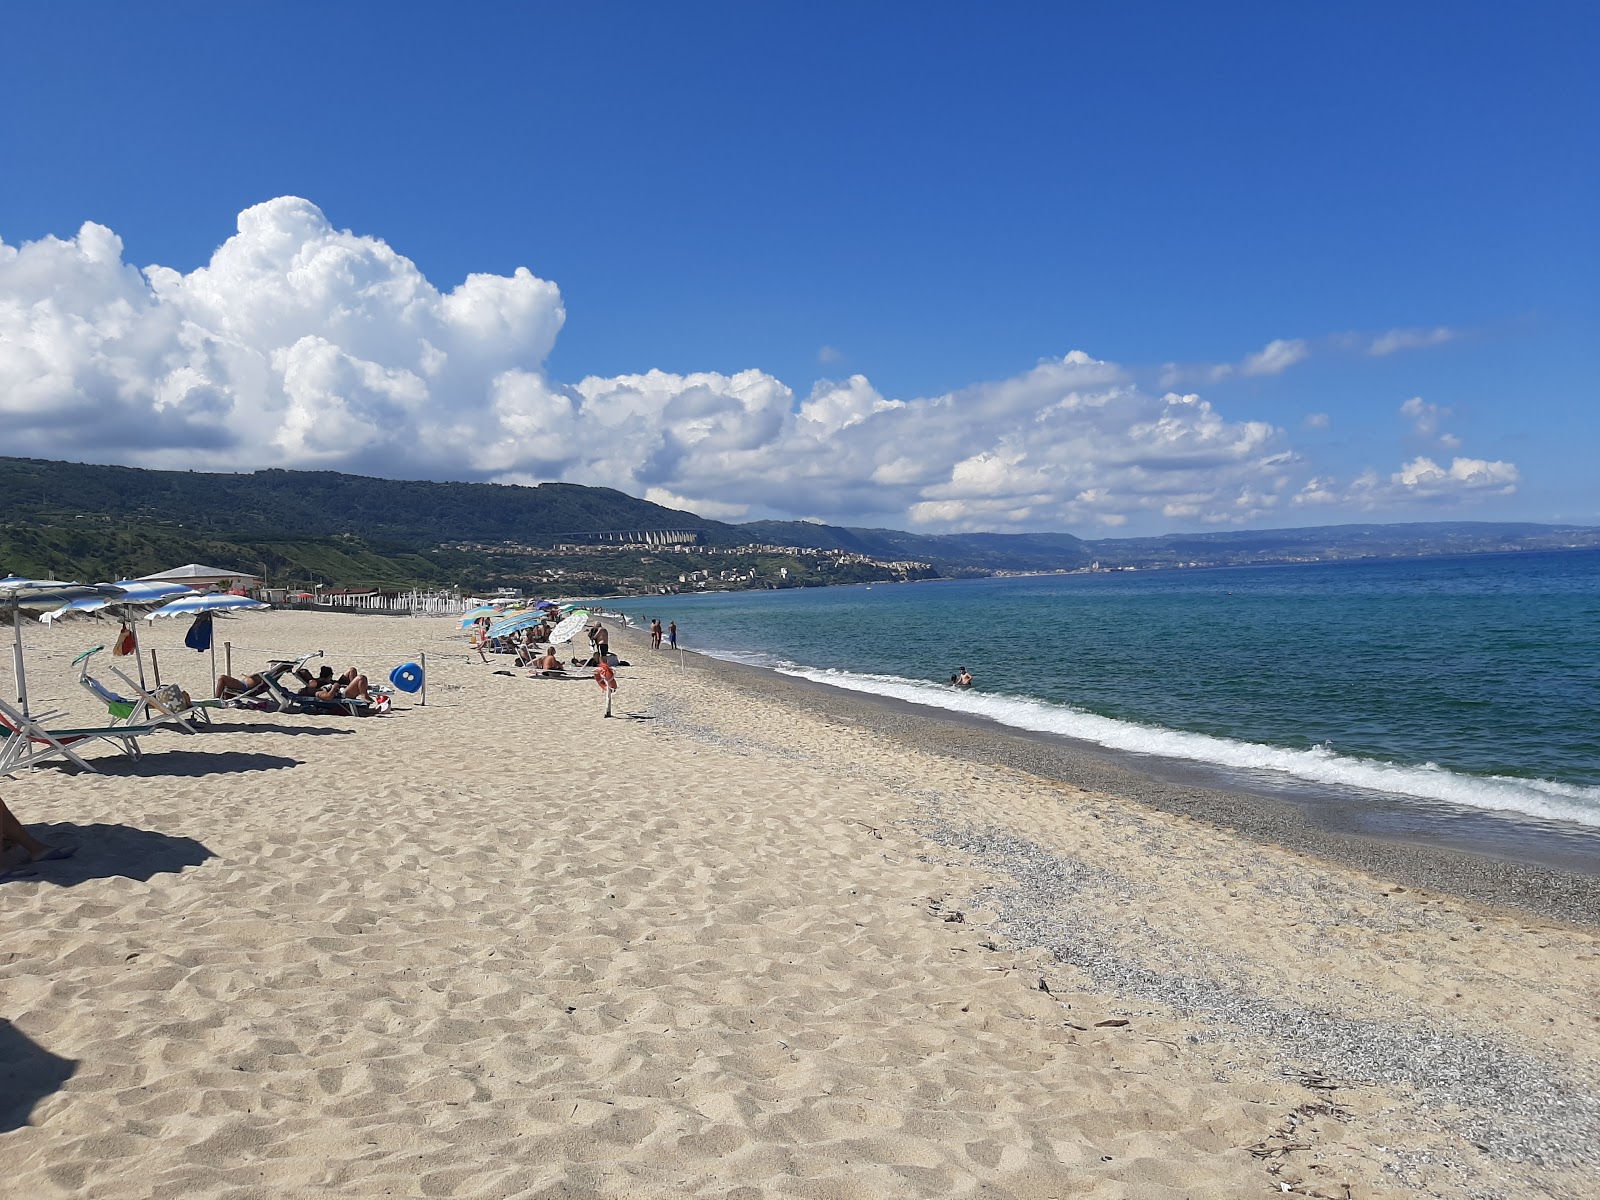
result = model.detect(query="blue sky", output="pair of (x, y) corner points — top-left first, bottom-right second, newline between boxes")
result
(2, 3), (1595, 534)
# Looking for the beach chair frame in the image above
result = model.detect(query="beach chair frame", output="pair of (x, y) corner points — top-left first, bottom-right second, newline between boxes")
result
(0, 696), (153, 776)
(73, 645), (205, 734)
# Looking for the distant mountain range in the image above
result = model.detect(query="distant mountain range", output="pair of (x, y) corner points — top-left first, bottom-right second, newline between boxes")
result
(3, 455), (1596, 588)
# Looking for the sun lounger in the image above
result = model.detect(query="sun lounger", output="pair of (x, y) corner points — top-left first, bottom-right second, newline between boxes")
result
(73, 645), (221, 733)
(253, 653), (390, 717)
(0, 696), (155, 776)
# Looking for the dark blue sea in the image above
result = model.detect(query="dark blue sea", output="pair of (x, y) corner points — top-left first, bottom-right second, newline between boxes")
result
(614, 550), (1600, 854)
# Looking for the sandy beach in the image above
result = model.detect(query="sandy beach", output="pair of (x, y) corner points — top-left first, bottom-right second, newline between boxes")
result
(3, 610), (1598, 1199)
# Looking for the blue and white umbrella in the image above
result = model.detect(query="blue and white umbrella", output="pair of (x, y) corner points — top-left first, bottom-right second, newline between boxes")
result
(144, 593), (270, 620)
(145, 593), (270, 691)
(458, 605), (500, 627)
(486, 609), (550, 639)
(40, 581), (199, 688)
(41, 580), (195, 624)
(2, 577), (128, 717)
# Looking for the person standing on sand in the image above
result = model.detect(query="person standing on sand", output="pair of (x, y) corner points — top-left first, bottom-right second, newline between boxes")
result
(591, 620), (609, 662)
(650, 619), (663, 650)
(667, 621), (677, 650)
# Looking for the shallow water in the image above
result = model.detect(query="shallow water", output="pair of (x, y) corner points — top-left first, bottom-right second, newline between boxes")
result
(614, 549), (1600, 845)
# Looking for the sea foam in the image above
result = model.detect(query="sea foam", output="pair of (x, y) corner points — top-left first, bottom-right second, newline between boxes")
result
(740, 657), (1600, 830)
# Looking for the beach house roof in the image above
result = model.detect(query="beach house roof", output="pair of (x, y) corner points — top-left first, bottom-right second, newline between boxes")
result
(138, 563), (263, 589)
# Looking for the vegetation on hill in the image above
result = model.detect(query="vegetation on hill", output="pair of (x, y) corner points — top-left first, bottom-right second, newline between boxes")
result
(3, 456), (1596, 593)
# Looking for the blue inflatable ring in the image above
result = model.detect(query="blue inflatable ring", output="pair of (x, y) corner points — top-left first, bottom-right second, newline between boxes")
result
(390, 662), (424, 693)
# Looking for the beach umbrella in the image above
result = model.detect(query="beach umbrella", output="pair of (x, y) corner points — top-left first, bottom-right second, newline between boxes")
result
(40, 580), (198, 688)
(145, 594), (270, 619)
(487, 609), (552, 639)
(145, 593), (270, 692)
(545, 609), (590, 650)
(1, 577), (128, 717)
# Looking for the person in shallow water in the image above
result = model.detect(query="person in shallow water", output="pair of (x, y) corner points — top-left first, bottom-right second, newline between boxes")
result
(951, 666), (974, 688)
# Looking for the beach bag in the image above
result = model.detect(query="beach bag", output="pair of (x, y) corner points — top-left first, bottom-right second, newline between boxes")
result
(113, 624), (137, 657)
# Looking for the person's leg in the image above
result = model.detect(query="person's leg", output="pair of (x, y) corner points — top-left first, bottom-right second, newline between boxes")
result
(0, 797), (72, 864)
(342, 675), (370, 701)
(215, 673), (245, 699)
(1, 798), (48, 857)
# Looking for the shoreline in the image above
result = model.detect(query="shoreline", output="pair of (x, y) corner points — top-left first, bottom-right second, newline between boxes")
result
(6, 609), (1599, 1197)
(622, 627), (1600, 928)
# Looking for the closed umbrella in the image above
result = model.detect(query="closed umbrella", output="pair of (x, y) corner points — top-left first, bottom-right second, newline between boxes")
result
(1, 577), (127, 718)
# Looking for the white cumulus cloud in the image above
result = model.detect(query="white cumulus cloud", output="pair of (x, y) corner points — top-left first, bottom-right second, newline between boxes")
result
(0, 199), (1524, 533)
(1293, 456), (1518, 509)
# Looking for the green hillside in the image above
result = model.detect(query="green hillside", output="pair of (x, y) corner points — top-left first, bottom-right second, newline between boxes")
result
(4, 456), (1597, 592)
(0, 457), (723, 546)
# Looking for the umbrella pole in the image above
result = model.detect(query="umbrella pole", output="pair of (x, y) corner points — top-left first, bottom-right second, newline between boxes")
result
(210, 640), (217, 695)
(11, 610), (27, 718)
(132, 622), (149, 690)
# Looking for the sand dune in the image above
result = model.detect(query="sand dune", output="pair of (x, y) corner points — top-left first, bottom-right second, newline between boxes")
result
(3, 611), (1596, 1198)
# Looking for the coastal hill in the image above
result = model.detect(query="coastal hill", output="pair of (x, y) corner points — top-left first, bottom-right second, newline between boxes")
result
(3, 455), (1596, 591)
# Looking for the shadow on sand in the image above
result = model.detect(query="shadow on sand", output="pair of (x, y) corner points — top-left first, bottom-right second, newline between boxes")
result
(2, 821), (213, 888)
(0, 1020), (76, 1134)
(203, 722), (356, 737)
(75, 750), (302, 779)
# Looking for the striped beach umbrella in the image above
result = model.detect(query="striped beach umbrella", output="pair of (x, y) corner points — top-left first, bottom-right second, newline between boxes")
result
(2, 577), (128, 717)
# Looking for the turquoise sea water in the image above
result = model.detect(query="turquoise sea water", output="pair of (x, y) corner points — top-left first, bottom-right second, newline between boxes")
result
(614, 549), (1600, 836)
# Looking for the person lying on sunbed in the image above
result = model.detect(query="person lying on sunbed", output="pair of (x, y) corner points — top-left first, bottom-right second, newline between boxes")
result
(1, 796), (76, 874)
(317, 668), (372, 702)
(216, 671), (269, 699)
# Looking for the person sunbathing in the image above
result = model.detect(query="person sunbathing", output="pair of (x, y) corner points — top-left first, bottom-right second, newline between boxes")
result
(1, 796), (76, 872)
(532, 647), (565, 675)
(318, 668), (371, 702)
(216, 671), (268, 699)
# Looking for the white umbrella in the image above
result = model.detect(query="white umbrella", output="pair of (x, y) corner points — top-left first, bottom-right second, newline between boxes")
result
(145, 593), (271, 692)
(1, 577), (127, 718)
(545, 609), (590, 651)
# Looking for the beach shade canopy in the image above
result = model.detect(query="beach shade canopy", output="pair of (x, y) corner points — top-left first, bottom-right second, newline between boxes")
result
(145, 593), (270, 620)
(2, 577), (129, 717)
(458, 605), (499, 627)
(138, 563), (263, 591)
(144, 593), (270, 695)
(545, 609), (590, 647)
(487, 609), (549, 639)
(39, 580), (196, 624)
